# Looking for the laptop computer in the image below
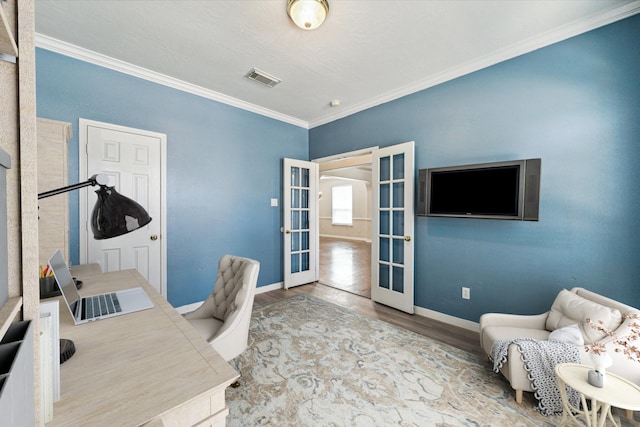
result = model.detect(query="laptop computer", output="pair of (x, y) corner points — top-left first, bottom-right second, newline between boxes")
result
(48, 249), (154, 325)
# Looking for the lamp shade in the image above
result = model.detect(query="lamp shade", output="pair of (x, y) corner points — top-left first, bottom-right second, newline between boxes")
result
(91, 186), (152, 240)
(287, 0), (329, 30)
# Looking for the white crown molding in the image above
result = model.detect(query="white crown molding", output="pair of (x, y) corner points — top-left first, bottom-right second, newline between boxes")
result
(308, 1), (640, 129)
(36, 2), (639, 131)
(35, 34), (309, 129)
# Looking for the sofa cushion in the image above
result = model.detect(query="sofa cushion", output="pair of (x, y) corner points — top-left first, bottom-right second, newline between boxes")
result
(546, 289), (622, 344)
(548, 324), (584, 346)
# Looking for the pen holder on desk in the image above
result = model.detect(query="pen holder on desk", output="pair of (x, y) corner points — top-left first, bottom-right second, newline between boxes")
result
(39, 277), (57, 298)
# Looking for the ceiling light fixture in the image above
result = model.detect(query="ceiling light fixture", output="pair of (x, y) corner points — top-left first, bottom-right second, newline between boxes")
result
(287, 0), (329, 30)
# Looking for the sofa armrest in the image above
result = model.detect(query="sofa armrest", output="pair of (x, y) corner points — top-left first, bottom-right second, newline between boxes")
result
(592, 312), (640, 347)
(479, 311), (550, 332)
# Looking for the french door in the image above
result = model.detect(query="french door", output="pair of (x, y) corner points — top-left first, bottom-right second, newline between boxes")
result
(371, 142), (415, 314)
(283, 158), (319, 289)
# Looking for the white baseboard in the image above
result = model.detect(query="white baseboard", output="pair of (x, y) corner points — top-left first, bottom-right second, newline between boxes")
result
(320, 234), (372, 243)
(175, 301), (203, 315)
(175, 281), (479, 334)
(414, 306), (479, 332)
(256, 281), (284, 294)
(175, 281), (284, 314)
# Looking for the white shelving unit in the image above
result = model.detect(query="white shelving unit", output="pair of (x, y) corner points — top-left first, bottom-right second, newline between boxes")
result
(0, 0), (39, 423)
(0, 0), (18, 60)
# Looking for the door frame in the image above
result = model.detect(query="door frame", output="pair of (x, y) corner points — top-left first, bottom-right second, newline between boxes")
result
(313, 147), (379, 169)
(314, 144), (416, 313)
(78, 118), (168, 297)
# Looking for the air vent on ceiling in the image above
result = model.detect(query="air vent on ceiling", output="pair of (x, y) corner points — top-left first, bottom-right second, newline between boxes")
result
(246, 68), (281, 88)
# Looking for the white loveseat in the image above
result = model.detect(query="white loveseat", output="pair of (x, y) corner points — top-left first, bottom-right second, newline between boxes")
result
(480, 287), (640, 404)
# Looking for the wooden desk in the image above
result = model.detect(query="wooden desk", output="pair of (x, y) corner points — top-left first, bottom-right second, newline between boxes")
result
(47, 265), (238, 426)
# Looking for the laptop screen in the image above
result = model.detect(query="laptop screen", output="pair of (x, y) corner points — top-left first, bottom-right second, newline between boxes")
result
(48, 249), (81, 315)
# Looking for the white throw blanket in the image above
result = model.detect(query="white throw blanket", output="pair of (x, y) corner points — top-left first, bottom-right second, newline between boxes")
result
(490, 338), (580, 415)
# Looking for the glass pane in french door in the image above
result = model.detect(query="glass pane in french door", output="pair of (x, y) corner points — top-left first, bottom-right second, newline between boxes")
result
(377, 153), (406, 294)
(290, 165), (311, 275)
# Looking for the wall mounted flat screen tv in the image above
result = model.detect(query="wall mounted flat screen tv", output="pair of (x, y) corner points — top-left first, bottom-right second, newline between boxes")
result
(418, 158), (540, 221)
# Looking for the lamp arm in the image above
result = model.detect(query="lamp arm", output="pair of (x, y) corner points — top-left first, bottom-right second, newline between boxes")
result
(38, 174), (109, 200)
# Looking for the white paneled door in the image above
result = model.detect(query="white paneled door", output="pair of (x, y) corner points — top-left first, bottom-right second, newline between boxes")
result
(283, 158), (319, 289)
(371, 141), (415, 314)
(79, 119), (166, 296)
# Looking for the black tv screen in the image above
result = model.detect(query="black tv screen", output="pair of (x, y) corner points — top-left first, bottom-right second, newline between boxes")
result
(419, 158), (540, 220)
(429, 165), (521, 217)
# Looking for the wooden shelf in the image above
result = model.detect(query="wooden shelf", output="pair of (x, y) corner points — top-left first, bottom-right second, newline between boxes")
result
(0, 1), (18, 58)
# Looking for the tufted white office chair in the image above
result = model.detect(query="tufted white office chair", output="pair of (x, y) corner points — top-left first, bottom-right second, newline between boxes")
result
(184, 255), (260, 361)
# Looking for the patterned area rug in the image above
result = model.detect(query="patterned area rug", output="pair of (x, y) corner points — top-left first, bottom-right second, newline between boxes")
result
(225, 295), (631, 426)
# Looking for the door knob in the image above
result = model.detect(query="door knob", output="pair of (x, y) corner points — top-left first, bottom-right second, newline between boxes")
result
(285, 230), (291, 234)
(404, 236), (411, 242)
(150, 234), (158, 241)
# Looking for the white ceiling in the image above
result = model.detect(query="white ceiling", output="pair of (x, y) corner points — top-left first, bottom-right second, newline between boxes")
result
(35, 0), (639, 129)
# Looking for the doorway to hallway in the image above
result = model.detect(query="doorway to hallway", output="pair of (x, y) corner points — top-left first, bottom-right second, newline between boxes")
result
(319, 237), (371, 298)
(315, 142), (415, 312)
(316, 148), (374, 300)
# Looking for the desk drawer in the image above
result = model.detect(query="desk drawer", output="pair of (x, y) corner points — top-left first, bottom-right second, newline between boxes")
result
(153, 388), (228, 427)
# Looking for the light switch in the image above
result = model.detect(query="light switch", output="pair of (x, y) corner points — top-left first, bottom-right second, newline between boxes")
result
(271, 198), (278, 207)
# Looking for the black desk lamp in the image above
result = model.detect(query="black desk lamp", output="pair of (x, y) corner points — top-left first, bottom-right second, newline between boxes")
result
(38, 173), (152, 239)
(38, 174), (152, 363)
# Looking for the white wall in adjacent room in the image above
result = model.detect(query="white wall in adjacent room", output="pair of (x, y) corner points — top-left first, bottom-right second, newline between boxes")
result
(319, 177), (371, 242)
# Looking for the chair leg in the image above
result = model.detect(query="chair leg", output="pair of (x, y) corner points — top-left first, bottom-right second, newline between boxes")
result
(515, 389), (523, 404)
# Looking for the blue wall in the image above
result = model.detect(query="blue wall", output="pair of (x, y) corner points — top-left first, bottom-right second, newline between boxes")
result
(310, 15), (640, 320)
(36, 14), (640, 320)
(36, 49), (308, 307)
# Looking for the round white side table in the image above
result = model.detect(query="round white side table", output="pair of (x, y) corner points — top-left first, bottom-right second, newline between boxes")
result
(555, 363), (640, 427)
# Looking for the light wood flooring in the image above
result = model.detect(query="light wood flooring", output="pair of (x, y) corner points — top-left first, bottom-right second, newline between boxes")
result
(255, 236), (481, 357)
(318, 237), (371, 298)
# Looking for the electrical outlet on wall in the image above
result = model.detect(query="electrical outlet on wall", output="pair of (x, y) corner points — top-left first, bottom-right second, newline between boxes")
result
(462, 287), (471, 300)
